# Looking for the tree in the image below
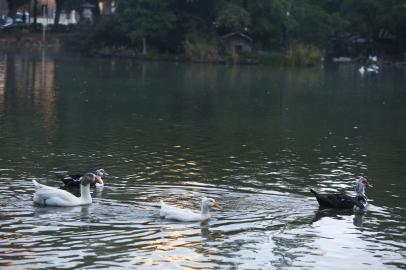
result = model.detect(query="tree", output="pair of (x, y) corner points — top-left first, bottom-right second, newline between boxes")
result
(239, 0), (294, 49)
(88, 0), (102, 22)
(32, 0), (38, 29)
(54, 0), (67, 27)
(215, 3), (250, 32)
(118, 0), (176, 55)
(75, 0), (405, 59)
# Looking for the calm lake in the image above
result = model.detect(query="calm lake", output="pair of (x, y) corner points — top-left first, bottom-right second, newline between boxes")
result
(0, 51), (405, 269)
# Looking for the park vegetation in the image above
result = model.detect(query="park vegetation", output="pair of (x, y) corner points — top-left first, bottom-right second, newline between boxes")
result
(5, 0), (406, 65)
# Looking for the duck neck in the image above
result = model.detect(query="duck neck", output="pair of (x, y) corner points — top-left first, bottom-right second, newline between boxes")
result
(80, 184), (92, 203)
(201, 204), (211, 215)
(355, 183), (365, 197)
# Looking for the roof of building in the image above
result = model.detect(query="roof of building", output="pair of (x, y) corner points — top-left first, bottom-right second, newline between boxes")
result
(222, 32), (253, 42)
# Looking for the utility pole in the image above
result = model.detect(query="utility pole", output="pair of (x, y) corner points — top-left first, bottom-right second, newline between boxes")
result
(42, 3), (47, 44)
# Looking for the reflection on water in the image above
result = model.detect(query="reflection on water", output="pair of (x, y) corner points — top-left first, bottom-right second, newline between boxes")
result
(0, 52), (405, 269)
(0, 55), (6, 104)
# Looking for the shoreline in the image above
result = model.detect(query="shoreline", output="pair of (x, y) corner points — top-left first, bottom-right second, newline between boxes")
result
(0, 32), (405, 66)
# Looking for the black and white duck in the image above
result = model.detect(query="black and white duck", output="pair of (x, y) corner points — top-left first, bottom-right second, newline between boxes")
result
(310, 177), (370, 211)
(57, 169), (108, 188)
(33, 173), (102, 207)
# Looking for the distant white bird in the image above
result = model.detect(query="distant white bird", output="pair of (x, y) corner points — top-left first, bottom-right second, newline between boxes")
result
(368, 55), (378, 62)
(359, 62), (379, 75)
(160, 197), (223, 222)
(367, 64), (379, 73)
(33, 173), (100, 207)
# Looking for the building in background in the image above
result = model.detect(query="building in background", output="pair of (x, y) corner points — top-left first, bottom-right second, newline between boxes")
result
(0, 1), (116, 26)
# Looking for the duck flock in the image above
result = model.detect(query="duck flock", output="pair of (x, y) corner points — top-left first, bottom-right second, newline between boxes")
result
(32, 169), (371, 222)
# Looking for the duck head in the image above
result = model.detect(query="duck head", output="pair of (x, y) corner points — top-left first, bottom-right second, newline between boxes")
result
(355, 177), (369, 195)
(201, 197), (223, 214)
(94, 169), (108, 187)
(95, 169), (108, 177)
(80, 173), (97, 186)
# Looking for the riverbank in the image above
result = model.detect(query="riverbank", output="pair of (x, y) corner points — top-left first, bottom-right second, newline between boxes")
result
(0, 31), (405, 66)
(0, 31), (66, 48)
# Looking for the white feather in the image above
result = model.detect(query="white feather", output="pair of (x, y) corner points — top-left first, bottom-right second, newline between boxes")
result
(159, 197), (221, 222)
(32, 179), (93, 207)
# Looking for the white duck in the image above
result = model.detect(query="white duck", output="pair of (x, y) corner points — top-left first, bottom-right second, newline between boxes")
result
(33, 173), (101, 207)
(160, 197), (223, 222)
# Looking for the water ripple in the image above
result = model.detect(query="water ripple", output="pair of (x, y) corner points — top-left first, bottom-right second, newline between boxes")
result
(0, 177), (403, 269)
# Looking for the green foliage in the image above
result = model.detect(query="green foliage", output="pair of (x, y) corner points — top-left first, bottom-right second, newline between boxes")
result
(227, 46), (239, 64)
(54, 0), (406, 60)
(215, 3), (250, 32)
(184, 38), (221, 62)
(257, 51), (287, 65)
(289, 2), (344, 49)
(118, 0), (176, 44)
(286, 43), (323, 66)
(78, 17), (129, 54)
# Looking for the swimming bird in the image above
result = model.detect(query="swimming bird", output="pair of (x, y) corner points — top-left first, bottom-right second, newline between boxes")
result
(57, 168), (108, 188)
(160, 197), (223, 222)
(359, 64), (379, 75)
(358, 66), (365, 75)
(310, 177), (370, 210)
(366, 64), (379, 73)
(33, 173), (101, 207)
(368, 55), (378, 62)
(359, 55), (380, 75)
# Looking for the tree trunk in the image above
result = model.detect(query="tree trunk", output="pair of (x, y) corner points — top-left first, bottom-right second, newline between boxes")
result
(89, 0), (101, 22)
(142, 37), (148, 55)
(33, 0), (38, 29)
(281, 23), (289, 52)
(54, 0), (66, 28)
(103, 0), (112, 16)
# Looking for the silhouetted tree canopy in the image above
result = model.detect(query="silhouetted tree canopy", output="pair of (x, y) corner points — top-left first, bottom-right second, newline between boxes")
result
(8, 0), (406, 58)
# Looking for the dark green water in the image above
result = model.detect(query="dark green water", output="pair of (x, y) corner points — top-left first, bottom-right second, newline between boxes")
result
(0, 52), (405, 269)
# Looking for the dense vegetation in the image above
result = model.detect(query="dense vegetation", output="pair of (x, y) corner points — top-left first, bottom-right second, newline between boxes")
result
(8, 0), (406, 64)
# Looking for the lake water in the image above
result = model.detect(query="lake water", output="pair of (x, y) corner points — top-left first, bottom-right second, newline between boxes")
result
(0, 51), (405, 269)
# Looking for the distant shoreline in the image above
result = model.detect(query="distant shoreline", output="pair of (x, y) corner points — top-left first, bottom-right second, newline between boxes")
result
(0, 32), (405, 66)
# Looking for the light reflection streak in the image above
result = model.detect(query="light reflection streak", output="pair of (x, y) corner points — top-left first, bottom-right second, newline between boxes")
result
(2, 51), (58, 142)
(0, 54), (5, 105)
(130, 224), (215, 269)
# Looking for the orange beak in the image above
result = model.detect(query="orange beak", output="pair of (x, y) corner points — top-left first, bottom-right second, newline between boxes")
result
(95, 176), (103, 184)
(212, 202), (223, 210)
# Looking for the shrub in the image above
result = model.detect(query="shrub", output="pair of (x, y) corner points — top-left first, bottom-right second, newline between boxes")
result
(184, 38), (221, 62)
(286, 43), (323, 66)
(257, 51), (287, 65)
(77, 17), (129, 54)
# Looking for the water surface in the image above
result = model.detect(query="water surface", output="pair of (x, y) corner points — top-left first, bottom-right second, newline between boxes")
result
(0, 52), (405, 269)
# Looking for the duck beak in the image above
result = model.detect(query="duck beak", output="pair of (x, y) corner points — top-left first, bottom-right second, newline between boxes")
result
(95, 176), (103, 185)
(365, 179), (371, 187)
(212, 202), (223, 210)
